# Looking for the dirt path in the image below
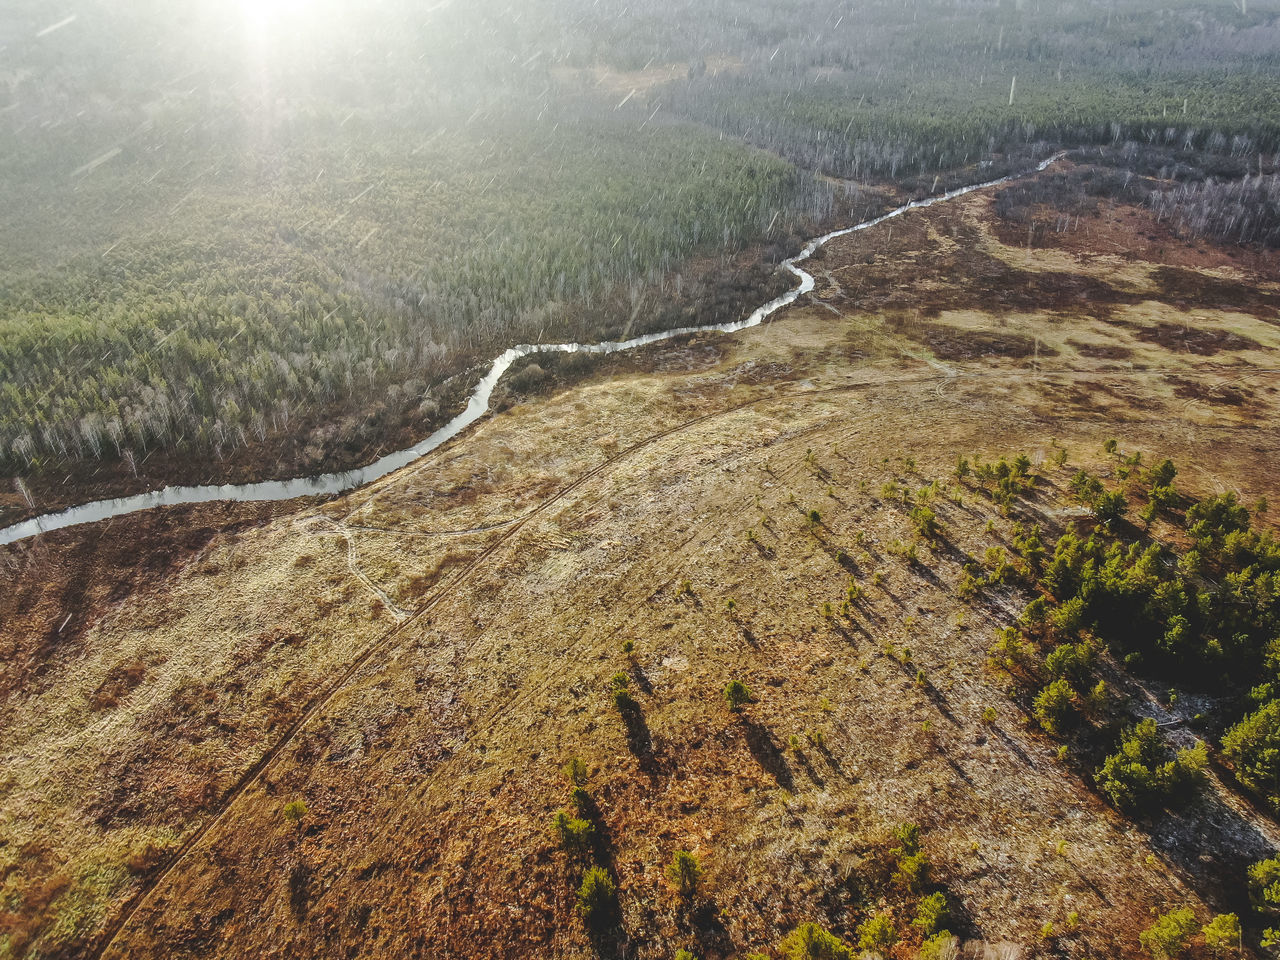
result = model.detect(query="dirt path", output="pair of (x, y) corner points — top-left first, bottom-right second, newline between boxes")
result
(88, 361), (1280, 957)
(91, 380), (881, 959)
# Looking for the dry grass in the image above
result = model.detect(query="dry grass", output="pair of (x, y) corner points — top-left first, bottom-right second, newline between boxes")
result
(1, 169), (1277, 959)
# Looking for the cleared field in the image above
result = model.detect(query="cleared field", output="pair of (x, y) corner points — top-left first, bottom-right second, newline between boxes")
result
(1, 165), (1277, 959)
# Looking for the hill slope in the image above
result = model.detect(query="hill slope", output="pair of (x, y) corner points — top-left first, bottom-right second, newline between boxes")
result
(2, 161), (1279, 959)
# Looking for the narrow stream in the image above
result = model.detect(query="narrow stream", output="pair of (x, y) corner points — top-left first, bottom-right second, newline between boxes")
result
(0, 153), (1064, 546)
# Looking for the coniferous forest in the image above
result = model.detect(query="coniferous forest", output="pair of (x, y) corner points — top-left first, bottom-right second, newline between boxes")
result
(2, 0), (1278, 480)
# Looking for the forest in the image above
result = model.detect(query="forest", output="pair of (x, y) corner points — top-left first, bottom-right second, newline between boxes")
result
(1, 0), (1279, 480)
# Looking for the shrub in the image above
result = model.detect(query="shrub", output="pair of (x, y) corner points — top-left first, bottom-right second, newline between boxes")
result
(666, 850), (702, 900)
(918, 932), (959, 960)
(983, 546), (1013, 583)
(1051, 595), (1088, 635)
(1187, 491), (1251, 546)
(956, 570), (984, 600)
(1139, 907), (1197, 959)
(779, 922), (852, 960)
(552, 811), (595, 855)
(1086, 680), (1109, 713)
(563, 757), (588, 787)
(1222, 700), (1280, 809)
(1252, 859), (1280, 949)
(893, 822), (921, 855)
(611, 688), (635, 710)
(282, 799), (308, 825)
(1201, 913), (1241, 954)
(1045, 642), (1092, 682)
(610, 672), (635, 710)
(576, 866), (618, 926)
(893, 851), (930, 892)
(1138, 501), (1157, 527)
(1033, 678), (1076, 734)
(989, 626), (1036, 674)
(913, 892), (948, 936)
(675, 951), (699, 960)
(857, 912), (897, 954)
(1148, 458), (1177, 489)
(723, 679), (752, 711)
(1093, 490), (1128, 526)
(569, 787), (593, 818)
(911, 505), (941, 541)
(1096, 719), (1206, 813)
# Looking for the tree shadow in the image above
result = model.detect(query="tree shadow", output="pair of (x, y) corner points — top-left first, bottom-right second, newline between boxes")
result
(834, 619), (869, 644)
(1146, 785), (1279, 919)
(812, 738), (848, 780)
(992, 724), (1033, 765)
(288, 861), (311, 919)
(689, 898), (734, 958)
(931, 535), (976, 568)
(792, 747), (826, 788)
(941, 750), (974, 787)
(617, 699), (656, 770)
(911, 672), (958, 724)
(740, 716), (795, 791)
(938, 882), (981, 940)
(585, 906), (628, 959)
(908, 555), (946, 589)
(629, 665), (654, 696)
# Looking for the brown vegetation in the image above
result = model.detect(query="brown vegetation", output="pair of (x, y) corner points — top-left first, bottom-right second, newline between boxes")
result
(2, 164), (1278, 960)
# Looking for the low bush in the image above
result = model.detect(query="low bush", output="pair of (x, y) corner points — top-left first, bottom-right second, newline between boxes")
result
(723, 679), (752, 711)
(1033, 678), (1076, 734)
(666, 850), (702, 900)
(857, 912), (897, 954)
(282, 799), (308, 826)
(779, 922), (852, 960)
(1139, 907), (1197, 959)
(1201, 913), (1241, 955)
(576, 866), (618, 927)
(1095, 720), (1206, 813)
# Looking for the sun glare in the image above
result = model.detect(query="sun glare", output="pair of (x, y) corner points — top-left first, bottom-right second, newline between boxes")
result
(235, 0), (346, 53)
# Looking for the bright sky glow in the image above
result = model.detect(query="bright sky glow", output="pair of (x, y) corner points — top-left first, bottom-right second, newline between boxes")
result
(235, 0), (351, 59)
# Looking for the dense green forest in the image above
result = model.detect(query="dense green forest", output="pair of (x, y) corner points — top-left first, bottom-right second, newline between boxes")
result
(2, 0), (1278, 475)
(983, 448), (1280, 817)
(0, 120), (831, 466)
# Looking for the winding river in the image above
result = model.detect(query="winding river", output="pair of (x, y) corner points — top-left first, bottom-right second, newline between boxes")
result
(0, 153), (1064, 546)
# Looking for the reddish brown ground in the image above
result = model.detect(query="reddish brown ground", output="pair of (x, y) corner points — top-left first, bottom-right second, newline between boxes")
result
(2, 162), (1278, 960)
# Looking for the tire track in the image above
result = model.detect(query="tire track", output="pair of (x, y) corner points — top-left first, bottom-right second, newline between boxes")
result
(90, 363), (1279, 956)
(90, 381), (869, 960)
